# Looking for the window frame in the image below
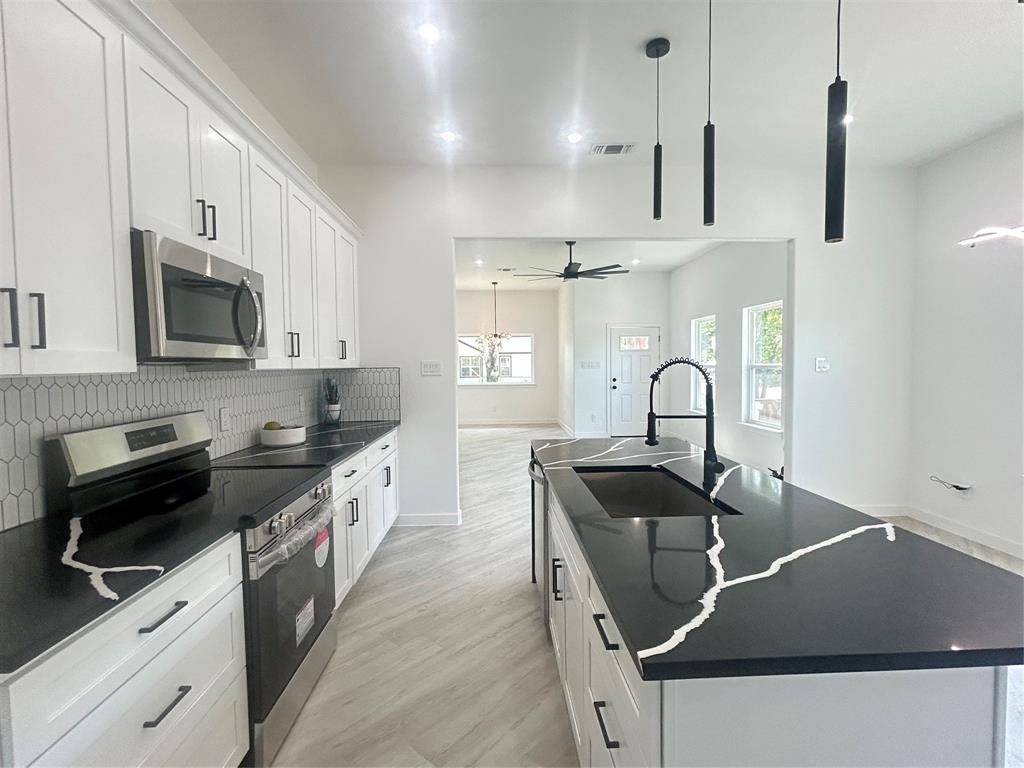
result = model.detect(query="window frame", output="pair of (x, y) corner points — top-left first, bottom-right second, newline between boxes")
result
(743, 300), (784, 431)
(456, 332), (535, 386)
(690, 314), (717, 412)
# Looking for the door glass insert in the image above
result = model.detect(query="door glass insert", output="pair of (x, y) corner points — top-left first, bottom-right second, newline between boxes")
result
(619, 335), (650, 351)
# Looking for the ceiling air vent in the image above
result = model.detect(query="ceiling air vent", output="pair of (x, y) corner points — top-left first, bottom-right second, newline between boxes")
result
(497, 267), (515, 273)
(589, 143), (636, 156)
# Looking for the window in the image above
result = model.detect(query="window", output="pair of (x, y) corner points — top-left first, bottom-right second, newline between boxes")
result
(457, 334), (534, 385)
(690, 315), (716, 411)
(745, 301), (783, 430)
(619, 335), (650, 352)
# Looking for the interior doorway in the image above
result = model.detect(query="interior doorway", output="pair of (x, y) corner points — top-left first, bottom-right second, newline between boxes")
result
(607, 324), (660, 437)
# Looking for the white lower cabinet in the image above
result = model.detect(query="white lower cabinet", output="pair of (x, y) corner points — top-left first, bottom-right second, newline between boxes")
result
(348, 480), (372, 580)
(331, 490), (354, 606)
(0, 535), (247, 768)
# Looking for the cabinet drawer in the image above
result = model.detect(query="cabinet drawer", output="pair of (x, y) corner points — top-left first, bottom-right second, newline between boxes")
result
(8, 535), (242, 766)
(550, 493), (585, 582)
(161, 669), (249, 768)
(587, 640), (650, 768)
(366, 431), (398, 465)
(33, 584), (246, 767)
(332, 454), (367, 493)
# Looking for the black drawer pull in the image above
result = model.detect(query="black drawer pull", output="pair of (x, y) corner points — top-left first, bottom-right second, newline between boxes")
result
(138, 600), (188, 634)
(551, 558), (563, 601)
(593, 613), (620, 650)
(593, 701), (620, 749)
(343, 469), (357, 478)
(196, 198), (207, 236)
(381, 444), (390, 450)
(143, 685), (192, 728)
(1, 288), (19, 348)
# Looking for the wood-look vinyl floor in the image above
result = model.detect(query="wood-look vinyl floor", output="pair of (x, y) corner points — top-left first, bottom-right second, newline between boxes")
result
(273, 425), (576, 768)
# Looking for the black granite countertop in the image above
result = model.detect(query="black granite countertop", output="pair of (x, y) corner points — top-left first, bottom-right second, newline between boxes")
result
(532, 436), (1024, 681)
(212, 420), (400, 470)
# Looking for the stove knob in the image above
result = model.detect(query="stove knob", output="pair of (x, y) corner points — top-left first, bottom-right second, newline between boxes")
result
(268, 518), (284, 535)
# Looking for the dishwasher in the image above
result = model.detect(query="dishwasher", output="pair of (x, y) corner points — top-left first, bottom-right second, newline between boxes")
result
(528, 455), (549, 624)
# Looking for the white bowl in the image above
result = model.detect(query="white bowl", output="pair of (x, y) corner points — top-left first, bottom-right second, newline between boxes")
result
(260, 425), (306, 447)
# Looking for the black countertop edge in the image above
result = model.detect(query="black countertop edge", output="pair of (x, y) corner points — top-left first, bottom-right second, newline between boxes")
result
(213, 420), (400, 471)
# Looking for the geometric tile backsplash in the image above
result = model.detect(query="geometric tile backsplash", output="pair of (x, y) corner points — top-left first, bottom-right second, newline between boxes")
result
(0, 365), (401, 531)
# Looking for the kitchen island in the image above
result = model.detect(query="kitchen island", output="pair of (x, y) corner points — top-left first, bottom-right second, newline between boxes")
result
(531, 436), (1023, 767)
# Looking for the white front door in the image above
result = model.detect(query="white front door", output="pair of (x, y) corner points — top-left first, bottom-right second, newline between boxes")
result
(608, 325), (660, 437)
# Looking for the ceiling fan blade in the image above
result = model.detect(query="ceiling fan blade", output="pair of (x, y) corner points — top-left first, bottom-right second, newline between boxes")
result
(515, 273), (561, 277)
(584, 263), (623, 272)
(528, 277), (560, 282)
(527, 266), (565, 274)
(577, 266), (629, 276)
(581, 275), (608, 280)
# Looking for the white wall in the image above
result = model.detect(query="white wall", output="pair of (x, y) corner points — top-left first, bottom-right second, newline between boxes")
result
(665, 241), (788, 472)
(557, 284), (575, 432)
(572, 273), (670, 436)
(320, 161), (917, 525)
(906, 120), (1023, 556)
(456, 290), (558, 425)
(135, 0), (319, 180)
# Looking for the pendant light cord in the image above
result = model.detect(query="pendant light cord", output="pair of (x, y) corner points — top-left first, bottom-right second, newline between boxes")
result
(836, 0), (842, 78)
(707, 0), (712, 124)
(656, 57), (661, 143)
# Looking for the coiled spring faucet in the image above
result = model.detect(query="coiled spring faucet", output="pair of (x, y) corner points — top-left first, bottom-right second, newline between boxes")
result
(645, 357), (725, 475)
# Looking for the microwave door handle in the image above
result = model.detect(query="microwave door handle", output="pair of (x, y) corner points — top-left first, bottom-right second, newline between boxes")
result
(240, 277), (262, 357)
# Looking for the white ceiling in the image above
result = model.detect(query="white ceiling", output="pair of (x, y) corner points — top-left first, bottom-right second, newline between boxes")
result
(454, 239), (723, 290)
(172, 0), (1022, 168)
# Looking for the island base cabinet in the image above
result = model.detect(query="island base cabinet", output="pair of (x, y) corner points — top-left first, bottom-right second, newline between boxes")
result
(662, 665), (1006, 767)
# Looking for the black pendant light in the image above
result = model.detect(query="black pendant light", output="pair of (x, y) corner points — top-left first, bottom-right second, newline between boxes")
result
(703, 0), (715, 226)
(646, 37), (670, 221)
(825, 0), (848, 243)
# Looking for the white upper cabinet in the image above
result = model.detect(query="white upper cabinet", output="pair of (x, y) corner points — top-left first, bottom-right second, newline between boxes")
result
(125, 40), (250, 268)
(198, 109), (250, 266)
(286, 182), (319, 368)
(336, 231), (359, 367)
(249, 150), (292, 370)
(314, 206), (359, 369)
(0, 21), (19, 378)
(1, 0), (135, 374)
(125, 40), (203, 248)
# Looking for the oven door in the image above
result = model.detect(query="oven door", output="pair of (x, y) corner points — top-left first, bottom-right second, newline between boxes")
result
(132, 228), (267, 361)
(245, 501), (335, 722)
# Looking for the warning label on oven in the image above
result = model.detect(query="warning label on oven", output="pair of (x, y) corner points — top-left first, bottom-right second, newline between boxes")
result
(296, 596), (315, 646)
(314, 527), (330, 568)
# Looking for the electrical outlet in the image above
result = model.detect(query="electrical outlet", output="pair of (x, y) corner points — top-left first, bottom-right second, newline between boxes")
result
(218, 407), (230, 432)
(814, 357), (831, 373)
(421, 360), (442, 376)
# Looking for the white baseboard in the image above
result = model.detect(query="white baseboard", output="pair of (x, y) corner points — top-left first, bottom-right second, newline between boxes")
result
(855, 503), (1024, 559)
(557, 420), (574, 436)
(572, 430), (608, 438)
(458, 418), (559, 427)
(394, 512), (462, 526)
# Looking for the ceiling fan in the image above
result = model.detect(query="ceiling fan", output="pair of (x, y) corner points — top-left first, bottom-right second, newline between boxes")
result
(513, 241), (631, 282)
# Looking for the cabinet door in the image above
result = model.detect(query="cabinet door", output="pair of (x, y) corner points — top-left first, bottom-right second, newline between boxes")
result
(348, 482), (371, 581)
(199, 108), (250, 266)
(4, 0), (135, 375)
(332, 498), (353, 607)
(366, 462), (386, 551)
(124, 39), (203, 247)
(549, 531), (566, 679)
(336, 232), (358, 367)
(564, 562), (585, 752)
(249, 150), (292, 370)
(0, 28), (19, 376)
(383, 458), (398, 530)
(286, 181), (318, 368)
(314, 207), (343, 368)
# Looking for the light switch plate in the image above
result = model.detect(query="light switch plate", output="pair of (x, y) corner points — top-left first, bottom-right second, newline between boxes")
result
(218, 407), (230, 432)
(421, 360), (442, 376)
(814, 357), (831, 373)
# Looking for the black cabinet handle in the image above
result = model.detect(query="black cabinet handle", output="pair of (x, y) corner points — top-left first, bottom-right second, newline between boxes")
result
(138, 600), (188, 634)
(339, 339), (347, 360)
(385, 466), (391, 487)
(287, 331), (295, 358)
(343, 469), (357, 478)
(381, 444), (390, 451)
(551, 558), (563, 601)
(348, 499), (356, 526)
(29, 293), (45, 349)
(593, 613), (620, 650)
(196, 198), (207, 237)
(207, 204), (217, 241)
(593, 701), (620, 749)
(143, 685), (192, 729)
(1, 288), (19, 348)
(295, 331), (301, 358)
(353, 497), (359, 523)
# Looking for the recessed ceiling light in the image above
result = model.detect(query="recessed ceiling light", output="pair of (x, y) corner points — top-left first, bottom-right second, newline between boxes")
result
(842, 113), (855, 125)
(632, 258), (641, 265)
(438, 130), (459, 144)
(474, 258), (484, 267)
(417, 23), (440, 43)
(567, 132), (583, 145)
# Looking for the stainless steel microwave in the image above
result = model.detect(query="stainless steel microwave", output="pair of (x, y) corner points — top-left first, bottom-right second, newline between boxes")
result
(131, 229), (267, 363)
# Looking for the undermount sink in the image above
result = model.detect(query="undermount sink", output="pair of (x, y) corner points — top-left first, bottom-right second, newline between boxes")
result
(574, 466), (732, 519)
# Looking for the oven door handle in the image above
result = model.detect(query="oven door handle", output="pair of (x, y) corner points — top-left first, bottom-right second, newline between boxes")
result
(250, 500), (333, 580)
(239, 276), (263, 358)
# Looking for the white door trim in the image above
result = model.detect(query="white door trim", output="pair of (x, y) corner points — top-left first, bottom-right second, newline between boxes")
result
(606, 323), (662, 438)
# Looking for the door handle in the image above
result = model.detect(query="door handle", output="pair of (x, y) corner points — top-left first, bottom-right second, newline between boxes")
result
(348, 499), (356, 526)
(593, 613), (620, 650)
(240, 277), (262, 357)
(138, 601), (189, 634)
(29, 293), (46, 349)
(196, 198), (207, 237)
(1, 288), (19, 348)
(143, 686), (192, 729)
(551, 558), (563, 601)
(611, 385), (617, 390)
(593, 701), (620, 749)
(207, 204), (217, 241)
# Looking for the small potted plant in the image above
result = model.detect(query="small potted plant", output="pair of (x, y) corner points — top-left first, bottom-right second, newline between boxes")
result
(324, 378), (341, 423)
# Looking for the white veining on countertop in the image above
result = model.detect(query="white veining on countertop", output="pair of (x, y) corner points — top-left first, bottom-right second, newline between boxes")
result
(637, 518), (897, 660)
(61, 518), (165, 601)
(709, 464), (743, 500)
(651, 451), (701, 468)
(534, 438), (580, 452)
